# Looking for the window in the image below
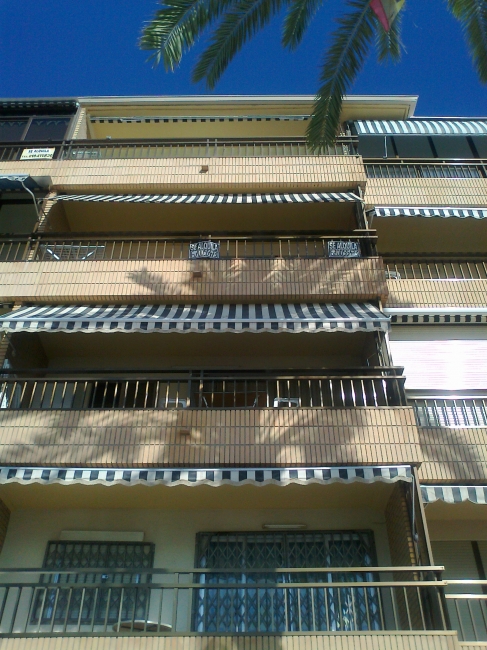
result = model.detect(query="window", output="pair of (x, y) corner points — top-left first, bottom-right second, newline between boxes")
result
(31, 541), (154, 628)
(193, 530), (380, 632)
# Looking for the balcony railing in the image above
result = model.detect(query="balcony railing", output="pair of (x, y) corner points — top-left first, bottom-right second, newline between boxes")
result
(0, 567), (447, 636)
(0, 232), (378, 263)
(412, 398), (487, 428)
(0, 136), (359, 161)
(0, 368), (408, 411)
(385, 256), (487, 280)
(365, 161), (487, 179)
(445, 580), (487, 642)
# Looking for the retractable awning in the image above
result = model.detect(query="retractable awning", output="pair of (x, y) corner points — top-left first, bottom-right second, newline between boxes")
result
(0, 174), (51, 191)
(370, 206), (487, 220)
(0, 303), (390, 334)
(0, 465), (412, 487)
(422, 485), (487, 505)
(384, 308), (487, 325)
(55, 192), (360, 205)
(354, 120), (487, 136)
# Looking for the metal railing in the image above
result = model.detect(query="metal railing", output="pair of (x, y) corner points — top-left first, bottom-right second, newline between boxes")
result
(0, 232), (378, 263)
(0, 368), (407, 411)
(412, 398), (487, 428)
(384, 257), (487, 280)
(0, 137), (358, 162)
(0, 567), (447, 636)
(445, 580), (487, 642)
(365, 161), (487, 179)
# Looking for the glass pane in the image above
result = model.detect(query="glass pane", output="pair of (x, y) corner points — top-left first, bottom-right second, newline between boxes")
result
(24, 117), (70, 142)
(0, 119), (27, 142)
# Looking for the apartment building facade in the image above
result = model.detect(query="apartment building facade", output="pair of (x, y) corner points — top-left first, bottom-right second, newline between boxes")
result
(0, 94), (484, 650)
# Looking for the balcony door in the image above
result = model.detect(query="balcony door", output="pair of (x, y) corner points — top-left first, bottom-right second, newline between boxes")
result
(193, 530), (380, 633)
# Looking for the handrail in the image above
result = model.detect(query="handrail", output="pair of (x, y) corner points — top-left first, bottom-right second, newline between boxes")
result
(0, 368), (408, 410)
(0, 136), (359, 161)
(0, 566), (448, 636)
(0, 566), (444, 575)
(0, 232), (379, 262)
(443, 580), (487, 642)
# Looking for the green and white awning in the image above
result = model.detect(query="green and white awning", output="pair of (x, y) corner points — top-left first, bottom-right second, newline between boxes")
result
(370, 206), (487, 219)
(55, 192), (360, 205)
(422, 485), (487, 504)
(354, 120), (487, 136)
(0, 466), (412, 487)
(0, 303), (390, 334)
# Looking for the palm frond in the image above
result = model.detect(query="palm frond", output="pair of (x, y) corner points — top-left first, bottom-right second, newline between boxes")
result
(375, 11), (402, 62)
(306, 0), (376, 151)
(282, 0), (324, 50)
(192, 0), (285, 88)
(448, 0), (487, 83)
(139, 0), (234, 71)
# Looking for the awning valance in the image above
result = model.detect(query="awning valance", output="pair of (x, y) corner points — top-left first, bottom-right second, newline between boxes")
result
(422, 485), (487, 505)
(0, 303), (390, 334)
(55, 192), (360, 205)
(370, 207), (487, 220)
(384, 308), (487, 325)
(354, 120), (487, 136)
(0, 465), (412, 487)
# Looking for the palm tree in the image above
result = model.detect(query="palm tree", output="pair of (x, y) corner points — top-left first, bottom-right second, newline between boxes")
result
(139, 0), (487, 151)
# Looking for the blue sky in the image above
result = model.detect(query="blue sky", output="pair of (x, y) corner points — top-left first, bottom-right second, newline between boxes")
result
(0, 0), (486, 116)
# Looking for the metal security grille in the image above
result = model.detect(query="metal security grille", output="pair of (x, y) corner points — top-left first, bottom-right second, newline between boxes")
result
(32, 541), (154, 627)
(193, 531), (380, 633)
(413, 399), (487, 427)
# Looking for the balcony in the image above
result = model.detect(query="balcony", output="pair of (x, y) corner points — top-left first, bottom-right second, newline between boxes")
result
(384, 256), (487, 308)
(0, 232), (387, 303)
(0, 138), (365, 194)
(363, 159), (487, 208)
(411, 396), (487, 483)
(0, 566), (448, 638)
(0, 369), (422, 468)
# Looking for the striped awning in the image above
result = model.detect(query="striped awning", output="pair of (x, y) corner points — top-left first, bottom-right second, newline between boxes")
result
(55, 192), (360, 205)
(0, 465), (412, 487)
(354, 120), (487, 136)
(0, 303), (390, 334)
(422, 485), (487, 505)
(370, 206), (487, 219)
(90, 114), (310, 124)
(384, 308), (487, 325)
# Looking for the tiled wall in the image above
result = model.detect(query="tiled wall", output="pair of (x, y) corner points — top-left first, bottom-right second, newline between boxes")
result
(386, 279), (487, 308)
(0, 407), (422, 467)
(0, 156), (366, 193)
(365, 178), (487, 208)
(419, 427), (487, 482)
(0, 258), (388, 303)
